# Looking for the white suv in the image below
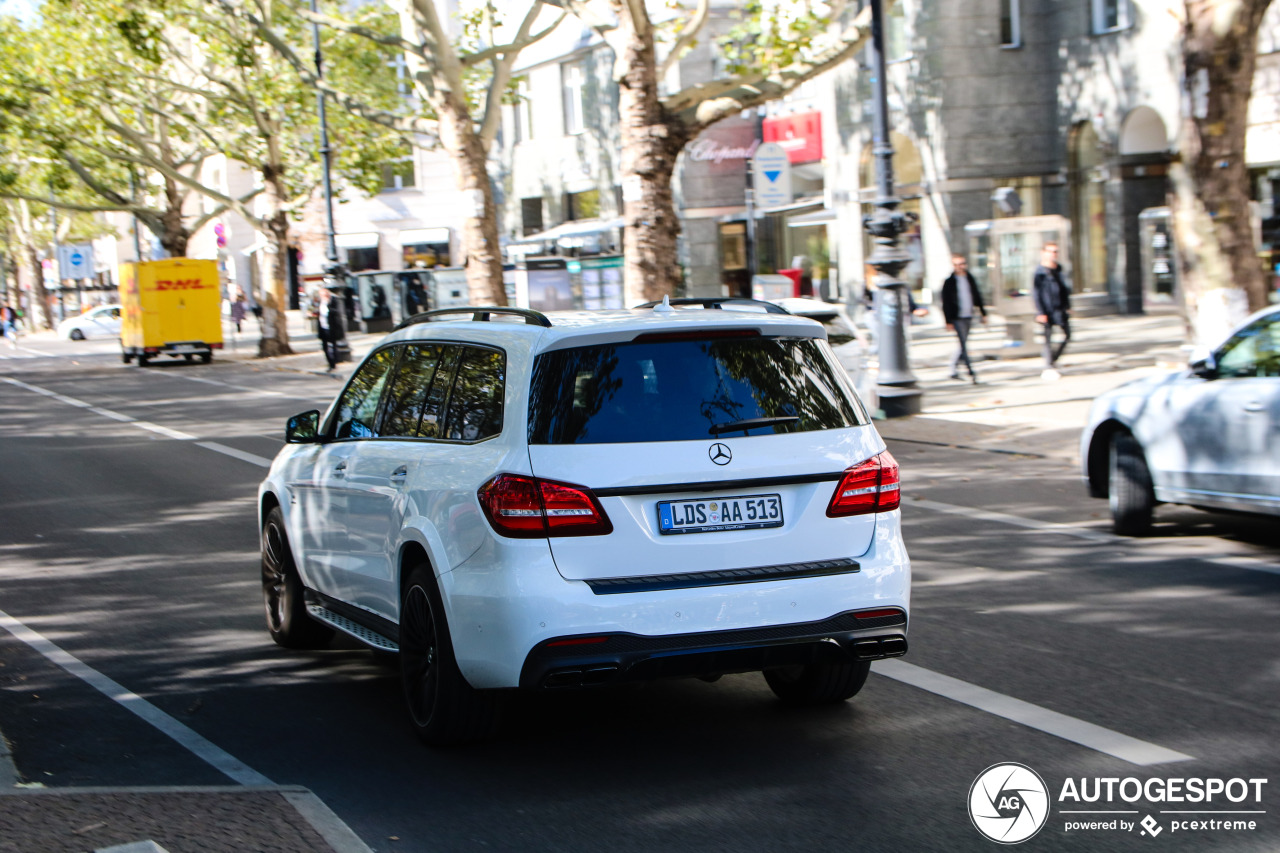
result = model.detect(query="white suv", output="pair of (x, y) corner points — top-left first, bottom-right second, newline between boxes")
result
(259, 300), (911, 744)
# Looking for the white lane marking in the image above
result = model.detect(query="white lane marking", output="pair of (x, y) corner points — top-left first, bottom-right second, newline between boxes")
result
(0, 608), (273, 786)
(196, 441), (273, 468)
(911, 497), (1279, 574)
(4, 377), (272, 467)
(178, 374), (289, 398)
(910, 498), (1119, 543)
(875, 660), (1193, 766)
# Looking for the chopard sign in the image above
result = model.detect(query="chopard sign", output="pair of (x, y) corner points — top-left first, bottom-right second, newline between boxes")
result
(687, 139), (760, 164)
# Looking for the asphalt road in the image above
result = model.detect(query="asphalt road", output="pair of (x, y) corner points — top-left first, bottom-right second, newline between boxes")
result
(1, 346), (1277, 852)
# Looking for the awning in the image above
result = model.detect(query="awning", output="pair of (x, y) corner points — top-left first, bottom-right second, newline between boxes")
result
(399, 227), (451, 245)
(511, 217), (624, 246)
(786, 208), (837, 227)
(335, 232), (380, 249)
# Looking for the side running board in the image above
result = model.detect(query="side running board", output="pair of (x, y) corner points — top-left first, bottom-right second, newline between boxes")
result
(306, 603), (399, 653)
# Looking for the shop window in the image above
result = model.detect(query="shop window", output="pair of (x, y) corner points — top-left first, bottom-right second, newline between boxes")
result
(564, 189), (600, 222)
(522, 197), (544, 236)
(1001, 0), (1021, 47)
(402, 240), (450, 269)
(1069, 122), (1108, 294)
(346, 247), (380, 272)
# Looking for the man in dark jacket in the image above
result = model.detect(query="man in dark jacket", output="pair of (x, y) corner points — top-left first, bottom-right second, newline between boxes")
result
(941, 254), (987, 383)
(315, 288), (344, 373)
(1032, 242), (1071, 379)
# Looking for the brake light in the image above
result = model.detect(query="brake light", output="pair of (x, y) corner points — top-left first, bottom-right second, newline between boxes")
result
(478, 474), (614, 538)
(826, 450), (901, 517)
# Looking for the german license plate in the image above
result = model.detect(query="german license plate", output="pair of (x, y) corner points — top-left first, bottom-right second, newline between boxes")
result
(657, 494), (783, 535)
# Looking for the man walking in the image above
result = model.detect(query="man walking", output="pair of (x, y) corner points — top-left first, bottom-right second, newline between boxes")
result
(1033, 242), (1071, 380)
(941, 254), (987, 383)
(315, 288), (342, 373)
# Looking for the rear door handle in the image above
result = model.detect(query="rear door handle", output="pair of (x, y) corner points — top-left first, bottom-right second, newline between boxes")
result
(1243, 401), (1264, 413)
(390, 465), (408, 484)
(333, 461), (347, 478)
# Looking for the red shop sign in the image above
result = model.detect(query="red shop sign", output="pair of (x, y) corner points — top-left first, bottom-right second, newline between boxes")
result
(762, 110), (823, 164)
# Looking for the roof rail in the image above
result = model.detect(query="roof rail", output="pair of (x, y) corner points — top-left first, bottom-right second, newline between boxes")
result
(395, 306), (553, 330)
(633, 297), (791, 315)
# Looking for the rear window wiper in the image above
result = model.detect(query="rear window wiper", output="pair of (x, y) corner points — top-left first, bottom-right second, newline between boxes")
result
(709, 416), (800, 435)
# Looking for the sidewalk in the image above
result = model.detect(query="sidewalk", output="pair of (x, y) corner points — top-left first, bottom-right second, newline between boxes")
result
(870, 309), (1188, 463)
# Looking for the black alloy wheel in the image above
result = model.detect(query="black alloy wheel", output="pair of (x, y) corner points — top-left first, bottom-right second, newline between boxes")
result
(261, 506), (332, 649)
(1109, 431), (1155, 536)
(399, 563), (500, 746)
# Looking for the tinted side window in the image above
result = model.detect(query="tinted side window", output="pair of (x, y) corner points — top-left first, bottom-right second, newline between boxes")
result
(528, 336), (865, 445)
(443, 347), (505, 441)
(381, 344), (445, 438)
(1217, 315), (1280, 378)
(333, 347), (399, 439)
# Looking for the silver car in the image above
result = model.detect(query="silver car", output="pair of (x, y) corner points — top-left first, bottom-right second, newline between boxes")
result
(1081, 305), (1280, 534)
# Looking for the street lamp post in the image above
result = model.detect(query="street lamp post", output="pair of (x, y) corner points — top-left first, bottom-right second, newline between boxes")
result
(864, 0), (921, 417)
(310, 0), (350, 361)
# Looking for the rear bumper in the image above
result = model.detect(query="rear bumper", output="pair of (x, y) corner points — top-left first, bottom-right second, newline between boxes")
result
(519, 608), (907, 689)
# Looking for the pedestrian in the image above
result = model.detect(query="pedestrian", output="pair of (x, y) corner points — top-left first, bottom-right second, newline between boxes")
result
(941, 254), (987, 383)
(315, 287), (342, 373)
(2, 303), (17, 349)
(1032, 242), (1071, 380)
(230, 287), (247, 333)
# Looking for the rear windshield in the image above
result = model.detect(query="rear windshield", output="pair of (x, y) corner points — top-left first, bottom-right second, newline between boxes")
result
(528, 335), (867, 445)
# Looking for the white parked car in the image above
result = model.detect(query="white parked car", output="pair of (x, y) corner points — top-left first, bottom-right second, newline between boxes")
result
(1081, 305), (1280, 534)
(259, 299), (911, 744)
(57, 304), (123, 341)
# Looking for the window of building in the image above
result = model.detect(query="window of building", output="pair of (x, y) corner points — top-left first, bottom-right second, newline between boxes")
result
(1092, 0), (1132, 33)
(512, 78), (534, 143)
(1001, 0), (1021, 47)
(561, 59), (587, 135)
(1069, 121), (1108, 294)
(381, 143), (416, 190)
(564, 189), (600, 222)
(522, 197), (545, 236)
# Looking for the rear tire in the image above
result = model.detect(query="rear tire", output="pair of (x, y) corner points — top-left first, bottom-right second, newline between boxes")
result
(137, 354), (149, 367)
(764, 660), (871, 705)
(121, 351), (132, 364)
(200, 351), (212, 364)
(184, 353), (194, 363)
(69, 329), (84, 341)
(399, 563), (500, 745)
(1109, 432), (1154, 536)
(261, 506), (333, 649)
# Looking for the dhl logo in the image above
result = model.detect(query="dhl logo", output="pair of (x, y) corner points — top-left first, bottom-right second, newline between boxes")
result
(154, 279), (213, 291)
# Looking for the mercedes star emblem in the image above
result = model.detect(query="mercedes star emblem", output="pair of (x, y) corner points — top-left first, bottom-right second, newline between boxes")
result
(709, 443), (732, 466)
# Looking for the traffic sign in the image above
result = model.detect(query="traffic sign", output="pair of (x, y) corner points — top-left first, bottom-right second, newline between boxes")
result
(58, 243), (94, 280)
(752, 142), (792, 208)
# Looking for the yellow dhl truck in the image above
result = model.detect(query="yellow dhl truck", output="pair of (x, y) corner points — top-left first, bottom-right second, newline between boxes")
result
(119, 259), (223, 366)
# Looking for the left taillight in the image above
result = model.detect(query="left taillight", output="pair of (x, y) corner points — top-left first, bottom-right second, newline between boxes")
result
(826, 450), (901, 517)
(478, 474), (614, 538)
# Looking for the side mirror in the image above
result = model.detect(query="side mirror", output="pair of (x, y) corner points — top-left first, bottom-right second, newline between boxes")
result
(286, 410), (322, 443)
(1189, 351), (1218, 379)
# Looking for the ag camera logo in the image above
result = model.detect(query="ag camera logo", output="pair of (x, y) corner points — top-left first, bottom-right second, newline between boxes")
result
(969, 763), (1050, 844)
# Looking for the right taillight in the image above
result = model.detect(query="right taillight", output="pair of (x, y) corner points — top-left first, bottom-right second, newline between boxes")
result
(826, 450), (901, 517)
(478, 474), (614, 538)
